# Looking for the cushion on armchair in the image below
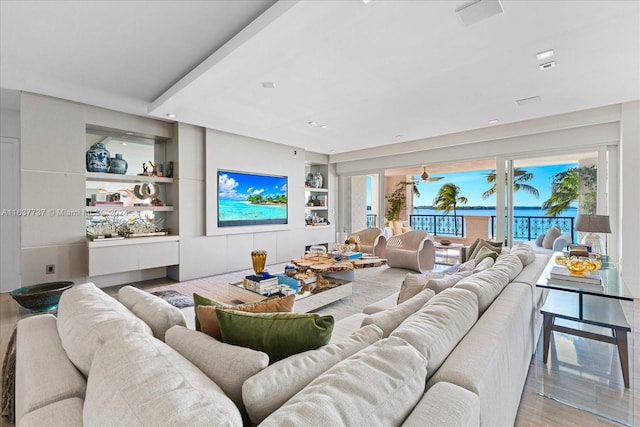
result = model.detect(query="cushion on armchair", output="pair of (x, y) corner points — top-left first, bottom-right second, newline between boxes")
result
(542, 225), (562, 249)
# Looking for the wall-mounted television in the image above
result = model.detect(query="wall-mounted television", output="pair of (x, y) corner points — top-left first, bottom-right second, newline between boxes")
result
(217, 170), (288, 227)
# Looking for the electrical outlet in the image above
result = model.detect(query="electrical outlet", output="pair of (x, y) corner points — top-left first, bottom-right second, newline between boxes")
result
(46, 264), (55, 274)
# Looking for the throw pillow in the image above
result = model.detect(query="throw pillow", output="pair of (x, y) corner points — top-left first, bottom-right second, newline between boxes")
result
(535, 233), (546, 247)
(216, 310), (334, 363)
(194, 294), (295, 339)
(473, 246), (499, 263)
(392, 220), (403, 236)
(397, 272), (444, 304)
(361, 288), (435, 337)
(466, 238), (483, 260)
(542, 225), (562, 249)
(469, 239), (500, 261)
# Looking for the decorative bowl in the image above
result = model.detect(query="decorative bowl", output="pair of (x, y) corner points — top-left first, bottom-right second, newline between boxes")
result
(439, 239), (451, 246)
(565, 260), (589, 276)
(10, 281), (74, 311)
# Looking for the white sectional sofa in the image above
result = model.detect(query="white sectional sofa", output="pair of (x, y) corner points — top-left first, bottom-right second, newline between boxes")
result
(15, 244), (550, 427)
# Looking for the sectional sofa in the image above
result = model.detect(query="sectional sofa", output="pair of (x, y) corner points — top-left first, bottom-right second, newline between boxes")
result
(14, 243), (549, 427)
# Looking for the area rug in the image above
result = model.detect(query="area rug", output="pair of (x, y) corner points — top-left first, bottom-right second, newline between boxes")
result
(150, 290), (194, 308)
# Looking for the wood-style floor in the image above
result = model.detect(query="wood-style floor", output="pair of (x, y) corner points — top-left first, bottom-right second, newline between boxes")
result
(1, 272), (638, 427)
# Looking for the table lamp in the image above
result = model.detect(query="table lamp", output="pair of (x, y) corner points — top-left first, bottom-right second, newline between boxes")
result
(574, 214), (611, 255)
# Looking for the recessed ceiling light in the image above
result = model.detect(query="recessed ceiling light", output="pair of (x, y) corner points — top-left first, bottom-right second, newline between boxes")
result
(329, 150), (336, 153)
(395, 135), (403, 139)
(320, 125), (328, 129)
(536, 49), (554, 61)
(361, 0), (373, 4)
(488, 119), (499, 124)
(125, 132), (134, 135)
(166, 113), (176, 119)
(308, 121), (317, 126)
(539, 61), (556, 71)
(261, 82), (276, 89)
(120, 142), (128, 146)
(456, 0), (504, 26)
(515, 96), (542, 107)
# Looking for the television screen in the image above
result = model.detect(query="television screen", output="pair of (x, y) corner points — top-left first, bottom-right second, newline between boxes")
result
(217, 170), (288, 227)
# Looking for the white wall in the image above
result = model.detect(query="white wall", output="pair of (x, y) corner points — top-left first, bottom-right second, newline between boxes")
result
(1, 95), (21, 292)
(19, 93), (174, 288)
(172, 124), (336, 282)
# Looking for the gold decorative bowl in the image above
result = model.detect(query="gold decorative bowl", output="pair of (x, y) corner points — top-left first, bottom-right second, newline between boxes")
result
(566, 259), (589, 275)
(554, 256), (568, 266)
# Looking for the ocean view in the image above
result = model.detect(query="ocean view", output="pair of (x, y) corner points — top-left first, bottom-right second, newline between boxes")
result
(411, 206), (577, 219)
(219, 199), (287, 221)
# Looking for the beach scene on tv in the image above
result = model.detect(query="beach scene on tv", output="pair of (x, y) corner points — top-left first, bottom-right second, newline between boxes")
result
(218, 171), (288, 227)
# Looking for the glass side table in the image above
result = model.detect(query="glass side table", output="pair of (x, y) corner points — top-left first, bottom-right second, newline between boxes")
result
(534, 252), (635, 425)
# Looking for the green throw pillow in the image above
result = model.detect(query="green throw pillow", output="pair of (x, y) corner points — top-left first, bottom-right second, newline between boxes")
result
(193, 293), (226, 331)
(474, 246), (499, 263)
(216, 309), (334, 363)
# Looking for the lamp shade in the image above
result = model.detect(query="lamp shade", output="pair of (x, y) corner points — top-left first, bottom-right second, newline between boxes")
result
(574, 214), (611, 233)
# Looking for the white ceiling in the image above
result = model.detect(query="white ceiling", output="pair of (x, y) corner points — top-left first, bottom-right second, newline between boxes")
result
(2, 0), (639, 156)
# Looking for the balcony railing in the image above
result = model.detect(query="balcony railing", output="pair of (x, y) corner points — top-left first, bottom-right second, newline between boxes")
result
(366, 214), (377, 229)
(409, 214), (465, 237)
(408, 214), (575, 242)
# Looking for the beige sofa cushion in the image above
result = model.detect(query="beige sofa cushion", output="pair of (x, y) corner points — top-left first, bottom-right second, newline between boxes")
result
(260, 336), (427, 427)
(427, 283), (533, 427)
(509, 243), (537, 266)
(492, 254), (524, 281)
(15, 314), (86, 424)
(424, 271), (472, 294)
(243, 324), (383, 425)
(398, 272), (444, 303)
(361, 288), (435, 337)
(390, 288), (478, 379)
(118, 285), (186, 341)
(164, 326), (268, 414)
(56, 282), (152, 377)
(403, 382), (480, 427)
(83, 331), (242, 427)
(454, 266), (512, 314)
(542, 225), (562, 249)
(362, 291), (399, 315)
(472, 256), (494, 273)
(19, 397), (84, 427)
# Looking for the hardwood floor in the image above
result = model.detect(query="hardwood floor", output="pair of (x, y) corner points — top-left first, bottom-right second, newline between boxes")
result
(1, 273), (637, 427)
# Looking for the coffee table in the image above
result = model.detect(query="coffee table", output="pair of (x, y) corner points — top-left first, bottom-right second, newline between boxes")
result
(534, 252), (634, 423)
(291, 253), (387, 281)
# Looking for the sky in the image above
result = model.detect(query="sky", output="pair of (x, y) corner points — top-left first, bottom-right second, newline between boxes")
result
(218, 171), (288, 200)
(369, 163), (578, 208)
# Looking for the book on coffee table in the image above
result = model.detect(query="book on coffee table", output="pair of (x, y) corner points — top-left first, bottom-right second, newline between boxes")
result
(549, 266), (601, 285)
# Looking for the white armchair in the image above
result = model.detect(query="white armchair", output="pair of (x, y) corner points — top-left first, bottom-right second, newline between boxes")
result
(385, 230), (435, 273)
(349, 228), (387, 258)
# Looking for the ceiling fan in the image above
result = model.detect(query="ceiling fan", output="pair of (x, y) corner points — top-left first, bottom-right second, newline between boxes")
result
(416, 166), (444, 182)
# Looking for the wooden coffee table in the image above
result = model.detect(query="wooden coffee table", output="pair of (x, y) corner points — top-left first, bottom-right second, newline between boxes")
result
(291, 253), (387, 281)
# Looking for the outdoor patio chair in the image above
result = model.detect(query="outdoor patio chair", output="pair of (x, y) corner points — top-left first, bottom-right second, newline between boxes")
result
(385, 230), (435, 273)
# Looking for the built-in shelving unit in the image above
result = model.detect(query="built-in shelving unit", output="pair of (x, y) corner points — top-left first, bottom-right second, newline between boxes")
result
(305, 165), (330, 228)
(85, 128), (178, 277)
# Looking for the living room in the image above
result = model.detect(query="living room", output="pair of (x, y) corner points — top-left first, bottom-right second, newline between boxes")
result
(1, 1), (639, 426)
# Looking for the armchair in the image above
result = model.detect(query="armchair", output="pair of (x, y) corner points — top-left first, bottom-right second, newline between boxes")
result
(349, 227), (387, 258)
(385, 230), (435, 273)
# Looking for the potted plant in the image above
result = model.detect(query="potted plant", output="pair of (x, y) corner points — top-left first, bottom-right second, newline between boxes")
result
(385, 181), (420, 223)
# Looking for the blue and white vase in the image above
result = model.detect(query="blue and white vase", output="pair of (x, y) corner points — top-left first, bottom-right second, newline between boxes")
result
(86, 142), (110, 173)
(109, 154), (128, 174)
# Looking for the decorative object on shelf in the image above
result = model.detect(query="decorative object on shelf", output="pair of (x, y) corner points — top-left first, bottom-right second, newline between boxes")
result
(149, 160), (159, 176)
(251, 250), (268, 276)
(108, 153), (128, 174)
(133, 183), (159, 200)
(10, 281), (74, 312)
(166, 161), (174, 178)
(314, 172), (323, 188)
(305, 173), (316, 188)
(86, 142), (110, 172)
(574, 214), (611, 255)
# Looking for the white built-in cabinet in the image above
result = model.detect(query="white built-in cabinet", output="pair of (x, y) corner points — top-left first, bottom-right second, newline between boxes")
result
(85, 129), (178, 277)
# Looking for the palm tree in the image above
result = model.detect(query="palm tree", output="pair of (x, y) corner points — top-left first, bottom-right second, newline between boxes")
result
(433, 183), (468, 235)
(542, 165), (597, 215)
(481, 168), (540, 200)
